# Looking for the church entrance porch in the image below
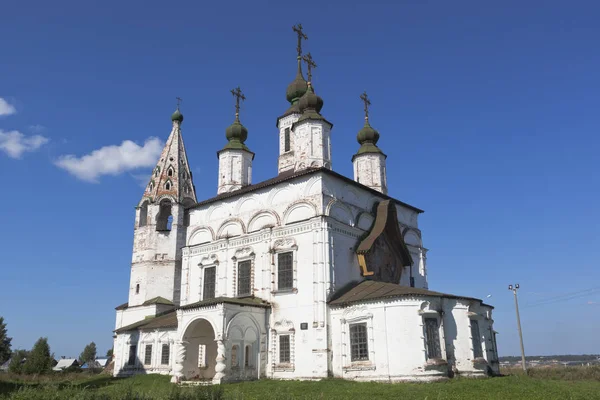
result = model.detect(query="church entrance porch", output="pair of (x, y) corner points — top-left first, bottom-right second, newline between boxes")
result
(170, 297), (269, 384)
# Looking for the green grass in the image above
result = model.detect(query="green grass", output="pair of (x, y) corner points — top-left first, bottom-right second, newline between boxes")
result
(1, 370), (600, 399)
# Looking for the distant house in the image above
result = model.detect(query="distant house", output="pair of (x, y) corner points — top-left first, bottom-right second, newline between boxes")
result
(0, 360), (10, 372)
(53, 358), (79, 371)
(81, 358), (109, 370)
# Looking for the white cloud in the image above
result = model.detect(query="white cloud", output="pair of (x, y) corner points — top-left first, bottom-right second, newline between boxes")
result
(588, 301), (598, 305)
(0, 98), (16, 116)
(55, 137), (163, 183)
(29, 124), (46, 133)
(0, 130), (49, 158)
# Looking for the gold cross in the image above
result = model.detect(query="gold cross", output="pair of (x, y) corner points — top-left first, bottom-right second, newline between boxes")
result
(302, 52), (317, 83)
(230, 87), (246, 119)
(360, 91), (371, 121)
(292, 23), (308, 58)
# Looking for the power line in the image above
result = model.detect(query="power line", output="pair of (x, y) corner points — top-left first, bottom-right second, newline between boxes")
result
(521, 287), (600, 309)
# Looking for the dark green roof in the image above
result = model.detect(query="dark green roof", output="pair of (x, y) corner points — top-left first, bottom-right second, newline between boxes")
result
(115, 311), (177, 333)
(142, 296), (174, 306)
(329, 280), (488, 307)
(179, 296), (270, 311)
(115, 302), (128, 310)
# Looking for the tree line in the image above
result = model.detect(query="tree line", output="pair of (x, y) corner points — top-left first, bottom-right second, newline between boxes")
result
(0, 316), (112, 374)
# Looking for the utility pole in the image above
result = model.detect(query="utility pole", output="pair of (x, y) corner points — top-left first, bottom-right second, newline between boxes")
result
(508, 284), (527, 373)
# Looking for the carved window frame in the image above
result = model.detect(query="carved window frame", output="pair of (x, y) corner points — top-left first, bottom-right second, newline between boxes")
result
(271, 319), (295, 372)
(340, 308), (375, 371)
(198, 257), (219, 301)
(271, 239), (298, 294)
(231, 248), (255, 298)
(419, 301), (446, 363)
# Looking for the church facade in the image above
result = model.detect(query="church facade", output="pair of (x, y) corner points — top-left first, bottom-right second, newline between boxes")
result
(112, 26), (499, 383)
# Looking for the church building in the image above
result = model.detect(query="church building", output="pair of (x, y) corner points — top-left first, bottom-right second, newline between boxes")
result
(112, 25), (500, 383)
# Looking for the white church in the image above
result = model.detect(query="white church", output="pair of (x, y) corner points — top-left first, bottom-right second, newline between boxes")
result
(112, 26), (500, 383)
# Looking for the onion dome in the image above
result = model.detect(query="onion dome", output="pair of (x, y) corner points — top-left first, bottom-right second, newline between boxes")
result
(355, 119), (384, 156)
(286, 58), (309, 104)
(223, 115), (250, 151)
(357, 120), (379, 145)
(298, 83), (324, 115)
(171, 108), (184, 123)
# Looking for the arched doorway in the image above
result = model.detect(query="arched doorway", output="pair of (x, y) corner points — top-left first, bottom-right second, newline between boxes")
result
(181, 319), (217, 381)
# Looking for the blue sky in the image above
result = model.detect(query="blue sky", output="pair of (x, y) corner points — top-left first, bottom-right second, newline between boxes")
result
(1, 0), (598, 359)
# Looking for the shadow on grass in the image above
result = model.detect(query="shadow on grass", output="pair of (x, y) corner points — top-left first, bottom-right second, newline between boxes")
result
(68, 375), (125, 390)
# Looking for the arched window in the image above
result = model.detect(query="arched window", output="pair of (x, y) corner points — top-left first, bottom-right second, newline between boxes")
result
(231, 345), (239, 368)
(135, 284), (140, 294)
(154, 167), (160, 177)
(139, 201), (148, 227)
(156, 199), (173, 231)
(167, 166), (174, 177)
(165, 181), (171, 190)
(284, 128), (291, 152)
(245, 345), (250, 367)
(149, 181), (154, 192)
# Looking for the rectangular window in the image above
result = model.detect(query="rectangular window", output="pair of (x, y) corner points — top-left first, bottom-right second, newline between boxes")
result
(424, 318), (442, 359)
(349, 323), (369, 361)
(127, 345), (137, 366)
(245, 345), (250, 367)
(237, 260), (252, 296)
(161, 344), (170, 365)
(203, 267), (216, 300)
(144, 344), (152, 365)
(279, 335), (291, 363)
(277, 252), (293, 290)
(198, 344), (206, 368)
(471, 320), (483, 358)
(284, 128), (291, 152)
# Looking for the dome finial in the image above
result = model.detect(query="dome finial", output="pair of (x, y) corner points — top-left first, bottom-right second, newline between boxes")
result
(171, 96), (184, 122)
(230, 86), (246, 122)
(360, 91), (371, 124)
(298, 53), (324, 114)
(356, 91), (381, 149)
(224, 87), (249, 150)
(286, 24), (309, 105)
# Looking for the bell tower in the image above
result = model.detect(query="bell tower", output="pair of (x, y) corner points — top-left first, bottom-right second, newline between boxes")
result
(129, 105), (197, 307)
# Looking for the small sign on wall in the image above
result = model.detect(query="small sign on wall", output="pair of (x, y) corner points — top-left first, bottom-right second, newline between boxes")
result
(300, 323), (308, 330)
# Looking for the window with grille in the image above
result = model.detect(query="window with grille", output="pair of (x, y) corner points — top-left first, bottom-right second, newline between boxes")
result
(127, 345), (137, 366)
(198, 344), (207, 368)
(471, 320), (483, 358)
(279, 335), (291, 363)
(231, 345), (238, 368)
(349, 323), (369, 361)
(203, 267), (216, 300)
(277, 252), (293, 290)
(237, 260), (252, 296)
(161, 344), (170, 365)
(144, 344), (152, 365)
(424, 318), (442, 359)
(284, 128), (291, 152)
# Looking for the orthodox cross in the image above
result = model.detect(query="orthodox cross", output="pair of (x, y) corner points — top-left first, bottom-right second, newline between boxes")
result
(360, 91), (371, 121)
(176, 96), (183, 109)
(230, 87), (246, 119)
(302, 52), (317, 83)
(292, 23), (308, 58)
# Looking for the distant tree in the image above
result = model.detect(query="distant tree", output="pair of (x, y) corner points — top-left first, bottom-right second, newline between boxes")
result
(106, 348), (113, 359)
(0, 317), (12, 364)
(23, 337), (52, 374)
(8, 349), (27, 374)
(79, 342), (97, 365)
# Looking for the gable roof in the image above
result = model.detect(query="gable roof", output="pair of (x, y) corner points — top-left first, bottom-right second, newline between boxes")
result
(178, 296), (270, 311)
(188, 167), (423, 214)
(53, 358), (78, 371)
(328, 280), (487, 307)
(142, 296), (174, 306)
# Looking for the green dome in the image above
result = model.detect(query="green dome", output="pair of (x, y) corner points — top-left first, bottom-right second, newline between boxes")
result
(286, 59), (308, 104)
(357, 121), (379, 145)
(298, 84), (324, 114)
(171, 109), (184, 122)
(225, 119), (248, 143)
